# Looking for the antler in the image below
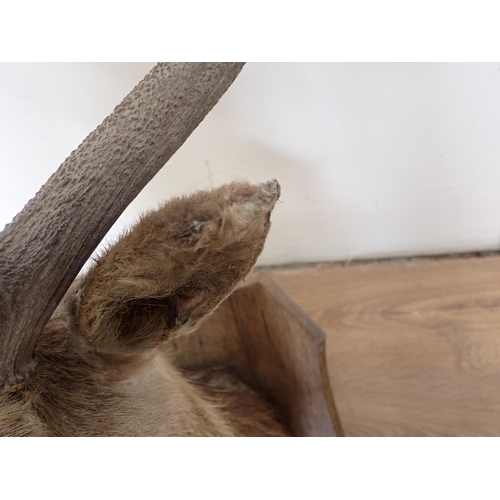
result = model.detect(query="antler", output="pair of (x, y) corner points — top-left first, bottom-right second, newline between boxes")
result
(0, 62), (245, 389)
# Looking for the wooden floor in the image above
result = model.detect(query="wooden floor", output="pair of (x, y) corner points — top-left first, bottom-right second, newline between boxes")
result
(267, 255), (500, 436)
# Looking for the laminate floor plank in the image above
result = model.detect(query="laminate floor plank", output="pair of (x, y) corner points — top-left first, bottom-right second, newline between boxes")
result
(268, 256), (500, 436)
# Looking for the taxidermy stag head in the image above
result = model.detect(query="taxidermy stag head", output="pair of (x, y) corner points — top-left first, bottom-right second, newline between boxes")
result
(0, 63), (344, 437)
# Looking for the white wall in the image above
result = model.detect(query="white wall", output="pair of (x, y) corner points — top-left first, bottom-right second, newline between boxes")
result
(1, 63), (500, 266)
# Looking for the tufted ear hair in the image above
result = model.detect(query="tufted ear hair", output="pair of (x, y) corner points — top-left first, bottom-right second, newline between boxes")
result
(0, 63), (245, 389)
(75, 180), (280, 357)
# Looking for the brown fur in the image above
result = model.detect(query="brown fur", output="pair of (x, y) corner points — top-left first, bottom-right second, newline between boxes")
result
(0, 180), (288, 436)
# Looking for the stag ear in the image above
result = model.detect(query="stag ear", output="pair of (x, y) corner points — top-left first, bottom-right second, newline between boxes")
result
(76, 180), (280, 356)
(0, 63), (245, 388)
